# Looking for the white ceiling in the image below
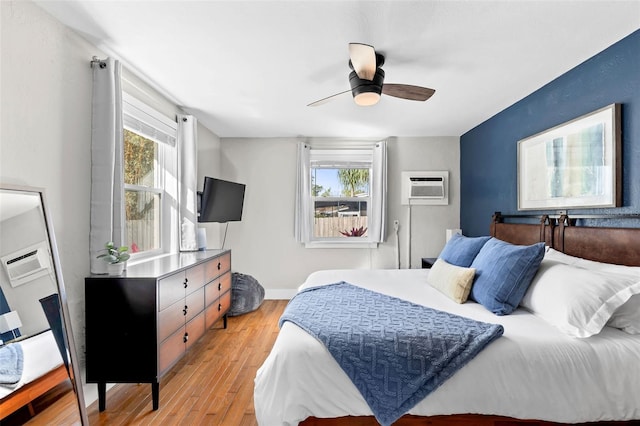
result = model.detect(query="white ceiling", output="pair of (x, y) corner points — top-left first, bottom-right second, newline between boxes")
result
(35, 1), (640, 138)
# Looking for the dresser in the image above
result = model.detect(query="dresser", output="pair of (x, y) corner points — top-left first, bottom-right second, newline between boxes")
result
(85, 250), (231, 411)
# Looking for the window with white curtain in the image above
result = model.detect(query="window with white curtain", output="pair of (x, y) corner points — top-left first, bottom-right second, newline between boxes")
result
(122, 93), (177, 257)
(296, 141), (387, 248)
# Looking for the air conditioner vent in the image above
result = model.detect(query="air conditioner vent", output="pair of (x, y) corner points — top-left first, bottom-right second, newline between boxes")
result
(401, 171), (449, 205)
(1, 242), (51, 287)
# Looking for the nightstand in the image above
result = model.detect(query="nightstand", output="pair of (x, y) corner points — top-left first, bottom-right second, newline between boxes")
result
(421, 257), (437, 269)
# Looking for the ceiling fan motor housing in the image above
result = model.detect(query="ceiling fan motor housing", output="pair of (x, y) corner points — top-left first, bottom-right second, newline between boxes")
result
(349, 68), (385, 106)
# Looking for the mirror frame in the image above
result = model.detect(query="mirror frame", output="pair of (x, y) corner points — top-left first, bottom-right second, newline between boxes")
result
(0, 183), (88, 424)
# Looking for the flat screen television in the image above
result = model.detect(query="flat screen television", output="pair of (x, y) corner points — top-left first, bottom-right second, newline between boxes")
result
(198, 177), (246, 223)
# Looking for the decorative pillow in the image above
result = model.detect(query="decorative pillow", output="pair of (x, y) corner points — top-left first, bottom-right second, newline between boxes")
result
(427, 258), (476, 304)
(544, 248), (640, 334)
(438, 234), (491, 267)
(469, 238), (545, 315)
(521, 260), (640, 338)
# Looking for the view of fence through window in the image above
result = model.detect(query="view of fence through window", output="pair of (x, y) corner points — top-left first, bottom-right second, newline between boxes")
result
(311, 167), (370, 238)
(123, 129), (161, 254)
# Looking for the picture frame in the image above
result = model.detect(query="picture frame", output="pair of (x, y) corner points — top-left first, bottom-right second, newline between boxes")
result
(517, 103), (621, 211)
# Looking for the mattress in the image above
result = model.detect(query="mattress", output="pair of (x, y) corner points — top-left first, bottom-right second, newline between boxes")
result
(0, 330), (64, 400)
(254, 268), (640, 425)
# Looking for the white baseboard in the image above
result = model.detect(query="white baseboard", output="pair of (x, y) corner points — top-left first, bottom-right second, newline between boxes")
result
(265, 288), (297, 300)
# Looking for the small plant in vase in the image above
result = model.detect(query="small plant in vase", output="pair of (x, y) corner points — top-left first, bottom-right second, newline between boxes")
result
(97, 241), (130, 275)
(339, 226), (368, 237)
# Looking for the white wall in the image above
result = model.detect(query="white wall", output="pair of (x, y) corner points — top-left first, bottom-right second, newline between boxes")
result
(220, 136), (460, 297)
(1, 0), (223, 365)
(2, 0), (97, 357)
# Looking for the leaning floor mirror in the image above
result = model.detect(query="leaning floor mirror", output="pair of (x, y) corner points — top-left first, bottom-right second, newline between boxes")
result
(0, 184), (88, 425)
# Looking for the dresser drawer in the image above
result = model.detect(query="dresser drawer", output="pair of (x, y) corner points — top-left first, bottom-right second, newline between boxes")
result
(205, 271), (231, 305)
(158, 272), (186, 311)
(205, 252), (231, 281)
(185, 263), (206, 292)
(219, 289), (231, 316)
(158, 299), (187, 343)
(185, 312), (205, 350)
(159, 326), (185, 373)
(185, 287), (205, 322)
(205, 290), (231, 328)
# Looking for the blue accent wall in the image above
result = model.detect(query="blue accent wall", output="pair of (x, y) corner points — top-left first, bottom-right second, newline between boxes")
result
(460, 30), (640, 236)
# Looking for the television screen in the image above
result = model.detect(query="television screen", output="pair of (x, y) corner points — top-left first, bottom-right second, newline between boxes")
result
(198, 177), (246, 223)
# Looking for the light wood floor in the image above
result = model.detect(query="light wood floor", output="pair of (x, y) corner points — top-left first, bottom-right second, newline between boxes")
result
(86, 299), (288, 425)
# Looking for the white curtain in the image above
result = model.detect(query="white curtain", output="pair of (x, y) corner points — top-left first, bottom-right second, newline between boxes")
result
(294, 142), (311, 243)
(90, 57), (124, 274)
(370, 140), (387, 243)
(178, 114), (198, 251)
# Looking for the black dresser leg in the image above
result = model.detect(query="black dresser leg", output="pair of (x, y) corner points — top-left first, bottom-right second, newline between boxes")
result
(223, 314), (228, 329)
(152, 382), (160, 410)
(98, 382), (106, 412)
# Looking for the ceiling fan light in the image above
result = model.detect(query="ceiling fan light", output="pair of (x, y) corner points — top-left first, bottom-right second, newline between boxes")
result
(354, 92), (381, 106)
(349, 68), (385, 107)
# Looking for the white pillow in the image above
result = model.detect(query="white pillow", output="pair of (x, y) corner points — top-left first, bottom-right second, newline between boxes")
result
(607, 295), (640, 334)
(543, 249), (640, 334)
(521, 260), (640, 338)
(427, 258), (476, 304)
(545, 248), (640, 277)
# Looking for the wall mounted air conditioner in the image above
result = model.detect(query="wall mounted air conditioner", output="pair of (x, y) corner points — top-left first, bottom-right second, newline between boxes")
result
(1, 242), (51, 288)
(401, 171), (449, 205)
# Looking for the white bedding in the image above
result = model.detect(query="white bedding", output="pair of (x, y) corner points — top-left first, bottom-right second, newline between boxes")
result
(254, 269), (640, 425)
(0, 330), (64, 400)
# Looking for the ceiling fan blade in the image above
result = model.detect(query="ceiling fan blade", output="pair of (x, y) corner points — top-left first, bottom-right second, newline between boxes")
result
(349, 43), (376, 80)
(382, 84), (435, 101)
(307, 89), (352, 107)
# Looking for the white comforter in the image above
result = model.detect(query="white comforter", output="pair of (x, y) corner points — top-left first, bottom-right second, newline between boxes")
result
(0, 330), (64, 400)
(254, 269), (640, 425)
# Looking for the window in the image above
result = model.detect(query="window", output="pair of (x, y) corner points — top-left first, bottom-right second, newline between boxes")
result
(296, 141), (387, 247)
(122, 94), (177, 257)
(311, 152), (371, 239)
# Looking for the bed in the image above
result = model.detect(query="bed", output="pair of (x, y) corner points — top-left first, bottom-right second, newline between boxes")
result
(0, 330), (68, 419)
(254, 214), (640, 425)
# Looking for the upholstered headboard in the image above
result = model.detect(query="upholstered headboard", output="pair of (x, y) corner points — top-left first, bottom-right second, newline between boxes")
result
(490, 212), (640, 267)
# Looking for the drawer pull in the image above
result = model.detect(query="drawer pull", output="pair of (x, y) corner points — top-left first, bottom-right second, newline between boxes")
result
(217, 262), (221, 270)
(183, 306), (188, 316)
(184, 278), (188, 289)
(183, 333), (189, 343)
(218, 282), (222, 291)
(218, 303), (222, 311)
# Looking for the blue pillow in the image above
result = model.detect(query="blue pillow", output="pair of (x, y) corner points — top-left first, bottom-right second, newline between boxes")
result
(438, 234), (491, 267)
(469, 238), (545, 315)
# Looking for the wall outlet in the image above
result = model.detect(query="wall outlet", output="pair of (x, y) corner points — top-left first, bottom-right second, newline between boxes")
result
(393, 219), (399, 230)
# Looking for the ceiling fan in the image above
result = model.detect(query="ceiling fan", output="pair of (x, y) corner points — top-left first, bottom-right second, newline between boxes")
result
(308, 43), (435, 107)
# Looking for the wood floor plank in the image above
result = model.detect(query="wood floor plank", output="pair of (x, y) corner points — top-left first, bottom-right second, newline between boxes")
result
(85, 300), (288, 425)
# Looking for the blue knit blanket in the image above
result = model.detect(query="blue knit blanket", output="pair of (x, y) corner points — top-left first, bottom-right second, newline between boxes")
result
(279, 282), (504, 426)
(0, 343), (24, 386)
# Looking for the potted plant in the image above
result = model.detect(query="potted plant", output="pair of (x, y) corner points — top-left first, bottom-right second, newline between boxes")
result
(97, 241), (130, 275)
(339, 226), (368, 237)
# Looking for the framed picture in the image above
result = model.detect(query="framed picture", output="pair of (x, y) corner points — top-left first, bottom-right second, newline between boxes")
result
(517, 103), (621, 211)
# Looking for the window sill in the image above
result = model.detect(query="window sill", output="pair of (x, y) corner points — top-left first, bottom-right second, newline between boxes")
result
(304, 241), (379, 249)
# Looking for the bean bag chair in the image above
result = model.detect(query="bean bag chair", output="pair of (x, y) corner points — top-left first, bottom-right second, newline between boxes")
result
(228, 272), (265, 316)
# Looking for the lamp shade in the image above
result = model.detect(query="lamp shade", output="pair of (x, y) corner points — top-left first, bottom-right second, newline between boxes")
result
(0, 310), (22, 333)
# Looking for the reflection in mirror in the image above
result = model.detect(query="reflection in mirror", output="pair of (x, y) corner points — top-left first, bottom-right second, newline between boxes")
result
(0, 185), (88, 425)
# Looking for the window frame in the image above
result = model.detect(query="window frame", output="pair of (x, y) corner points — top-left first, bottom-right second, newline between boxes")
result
(299, 143), (385, 249)
(122, 93), (177, 260)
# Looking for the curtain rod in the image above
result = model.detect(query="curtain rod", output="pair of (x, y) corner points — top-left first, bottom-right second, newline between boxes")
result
(90, 56), (107, 69)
